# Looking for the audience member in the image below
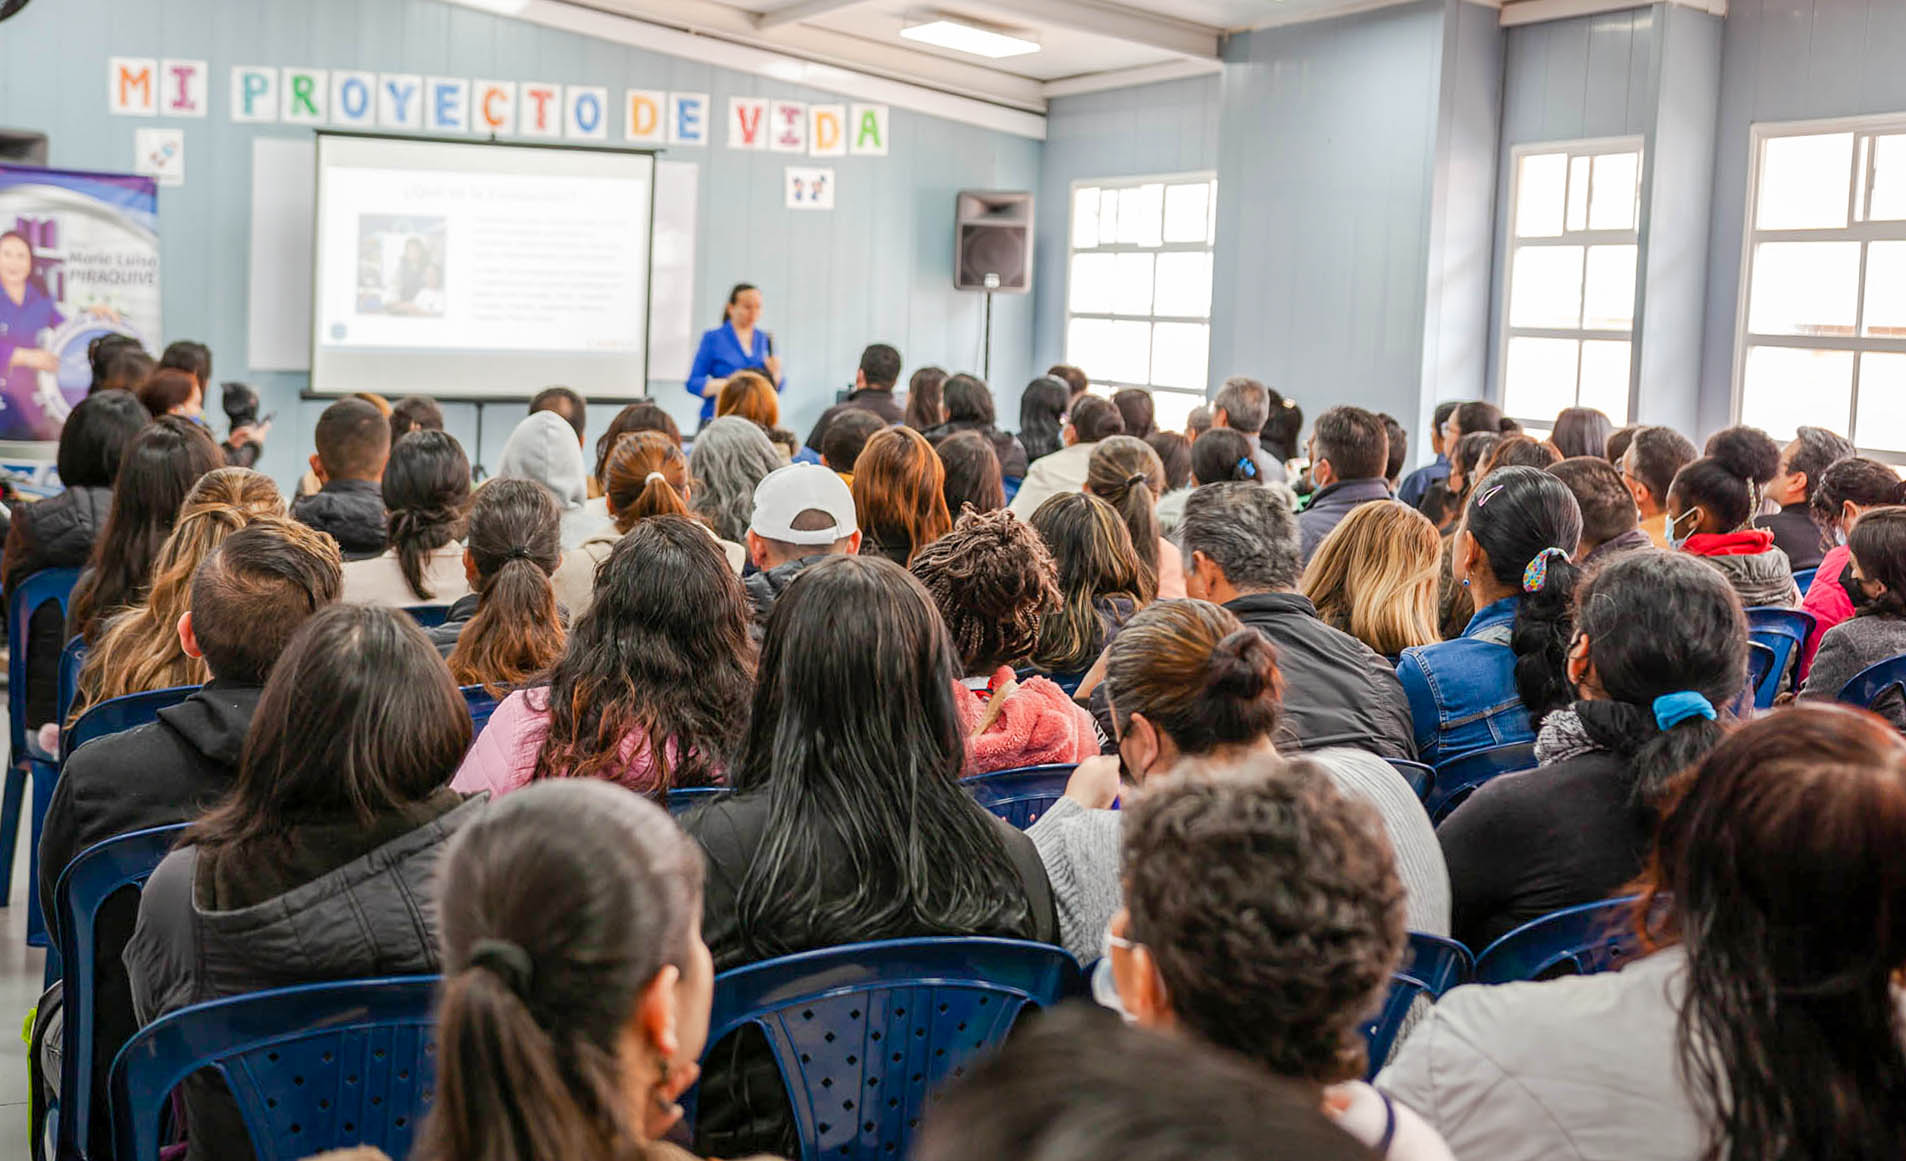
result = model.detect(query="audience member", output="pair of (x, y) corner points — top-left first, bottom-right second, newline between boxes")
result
(1479, 433), (1561, 473)
(1398, 401), (1460, 508)
(742, 462), (861, 622)
(1113, 760), (1454, 1160)
(1398, 466), (1583, 764)
(917, 1007), (1375, 1161)
(1301, 500), (1440, 657)
(528, 385), (587, 445)
(1008, 393), (1123, 518)
(68, 416), (222, 644)
(1, 389), (146, 730)
(1184, 403), (1213, 442)
(85, 333), (141, 393)
(1803, 456), (1906, 655)
(71, 468), (284, 718)
(716, 369), (797, 459)
(156, 340), (210, 390)
(341, 430), (472, 606)
(1211, 376), (1283, 481)
(417, 780), (713, 1161)
(1111, 387), (1156, 440)
(923, 373), (1029, 479)
(1383, 706), (1906, 1161)
(387, 394), (444, 447)
(1604, 422), (1640, 466)
(1146, 430), (1194, 534)
(689, 415), (783, 545)
(1446, 401), (1515, 442)
(938, 429), (1005, 515)
(1439, 550), (1743, 949)
(1800, 506), (1906, 725)
(125, 604), (482, 1161)
(439, 478), (564, 689)
(1261, 386), (1305, 466)
(1026, 492), (1151, 680)
(911, 509), (1095, 774)
(1177, 483), (1414, 759)
(1017, 375), (1070, 462)
(1667, 425), (1798, 608)
(497, 409), (615, 550)
(96, 344), (155, 396)
(292, 397), (394, 559)
(852, 425), (951, 566)
(1378, 412), (1408, 491)
(458, 516), (753, 800)
(904, 364), (947, 430)
(1087, 435), (1184, 598)
(1549, 455), (1647, 564)
(1030, 599), (1447, 961)
(1299, 405), (1393, 560)
(819, 406), (884, 482)
(1757, 425), (1853, 572)
(590, 400), (681, 514)
(681, 554), (1056, 1157)
(1429, 429), (1506, 635)
(1547, 406), (1614, 461)
(133, 367), (201, 420)
(1620, 425), (1698, 548)
(1048, 362), (1089, 401)
(804, 342), (904, 450)
(1188, 426), (1261, 486)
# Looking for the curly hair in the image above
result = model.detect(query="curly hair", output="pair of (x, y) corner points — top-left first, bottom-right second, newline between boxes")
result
(689, 416), (782, 543)
(910, 508), (1059, 676)
(1122, 754), (1406, 1084)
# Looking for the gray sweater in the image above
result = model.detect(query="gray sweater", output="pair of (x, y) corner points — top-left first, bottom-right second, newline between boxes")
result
(1027, 747), (1451, 962)
(1800, 613), (1906, 727)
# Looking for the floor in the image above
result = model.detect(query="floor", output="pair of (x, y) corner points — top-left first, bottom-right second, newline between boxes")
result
(0, 723), (47, 1155)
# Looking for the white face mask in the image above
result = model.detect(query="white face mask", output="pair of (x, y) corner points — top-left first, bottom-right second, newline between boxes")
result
(1835, 527), (1849, 547)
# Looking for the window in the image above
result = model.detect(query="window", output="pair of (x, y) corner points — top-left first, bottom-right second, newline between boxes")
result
(1736, 118), (1906, 457)
(1500, 141), (1643, 428)
(1065, 174), (1217, 430)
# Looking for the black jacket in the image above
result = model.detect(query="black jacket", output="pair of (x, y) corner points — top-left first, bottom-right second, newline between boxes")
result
(923, 420), (1030, 480)
(3, 484), (111, 728)
(290, 478), (387, 559)
(742, 554), (830, 624)
(804, 389), (904, 451)
(1755, 502), (1828, 572)
(1223, 592), (1416, 761)
(38, 680), (260, 1156)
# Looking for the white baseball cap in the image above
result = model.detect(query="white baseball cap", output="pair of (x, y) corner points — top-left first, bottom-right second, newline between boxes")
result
(750, 463), (859, 544)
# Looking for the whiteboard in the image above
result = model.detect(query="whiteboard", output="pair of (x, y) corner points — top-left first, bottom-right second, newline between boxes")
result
(647, 159), (699, 384)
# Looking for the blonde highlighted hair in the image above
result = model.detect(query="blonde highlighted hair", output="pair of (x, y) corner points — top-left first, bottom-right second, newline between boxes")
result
(1299, 500), (1440, 656)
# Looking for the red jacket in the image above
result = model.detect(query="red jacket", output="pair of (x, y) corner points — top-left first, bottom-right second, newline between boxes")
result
(954, 668), (1099, 776)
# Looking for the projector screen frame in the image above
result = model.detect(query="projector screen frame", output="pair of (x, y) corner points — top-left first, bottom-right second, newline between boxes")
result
(305, 129), (662, 405)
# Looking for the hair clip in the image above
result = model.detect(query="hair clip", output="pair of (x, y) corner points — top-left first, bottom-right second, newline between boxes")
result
(1238, 457), (1257, 479)
(1474, 484), (1505, 508)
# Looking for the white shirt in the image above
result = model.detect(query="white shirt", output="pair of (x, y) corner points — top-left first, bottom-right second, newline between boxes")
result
(1007, 441), (1098, 521)
(340, 543), (471, 608)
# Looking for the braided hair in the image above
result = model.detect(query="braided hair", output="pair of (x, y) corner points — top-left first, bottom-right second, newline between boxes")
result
(910, 509), (1060, 676)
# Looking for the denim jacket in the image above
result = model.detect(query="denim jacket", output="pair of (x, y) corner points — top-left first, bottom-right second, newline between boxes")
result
(1395, 597), (1533, 765)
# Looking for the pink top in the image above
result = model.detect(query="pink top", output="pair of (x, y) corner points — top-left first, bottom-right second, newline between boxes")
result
(954, 667), (1100, 776)
(1156, 538), (1187, 600)
(452, 687), (666, 799)
(1800, 545), (1853, 677)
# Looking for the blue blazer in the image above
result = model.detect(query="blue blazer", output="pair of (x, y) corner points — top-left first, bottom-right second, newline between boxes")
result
(686, 321), (780, 425)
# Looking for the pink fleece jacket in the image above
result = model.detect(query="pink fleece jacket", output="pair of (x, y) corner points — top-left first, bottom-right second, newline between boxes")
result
(954, 668), (1100, 776)
(452, 687), (669, 799)
(1801, 545), (1854, 676)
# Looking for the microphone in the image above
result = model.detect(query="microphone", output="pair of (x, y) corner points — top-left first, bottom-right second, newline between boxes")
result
(764, 331), (775, 357)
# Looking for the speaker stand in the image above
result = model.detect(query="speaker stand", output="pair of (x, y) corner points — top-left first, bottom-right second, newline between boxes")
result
(982, 291), (994, 383)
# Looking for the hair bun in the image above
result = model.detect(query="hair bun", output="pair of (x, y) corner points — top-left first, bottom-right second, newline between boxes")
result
(1206, 629), (1275, 701)
(1705, 425), (1781, 485)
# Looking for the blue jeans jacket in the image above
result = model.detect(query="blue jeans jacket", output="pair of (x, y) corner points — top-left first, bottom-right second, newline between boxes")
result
(1395, 597), (1533, 765)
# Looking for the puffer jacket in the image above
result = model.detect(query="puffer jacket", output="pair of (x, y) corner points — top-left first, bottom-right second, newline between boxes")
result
(1681, 529), (1799, 609)
(289, 478), (388, 559)
(743, 553), (831, 624)
(2, 484), (111, 727)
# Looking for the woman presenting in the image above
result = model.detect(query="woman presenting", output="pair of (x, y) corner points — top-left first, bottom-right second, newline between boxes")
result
(686, 282), (783, 427)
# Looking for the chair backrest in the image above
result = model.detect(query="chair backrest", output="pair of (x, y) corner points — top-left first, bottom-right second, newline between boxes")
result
(1383, 758), (1434, 803)
(53, 823), (187, 1161)
(58, 633), (89, 731)
(1013, 666), (1085, 697)
(111, 975), (440, 1161)
(692, 937), (1082, 1161)
(1474, 895), (1644, 984)
(402, 604), (451, 628)
(1837, 650), (1906, 709)
(459, 685), (499, 736)
(7, 566), (82, 764)
(1792, 566), (1817, 595)
(62, 685), (199, 763)
(1364, 933), (1471, 1077)
(960, 764), (1076, 829)
(665, 785), (731, 817)
(1746, 640), (1778, 709)
(1424, 742), (1537, 823)
(1745, 606), (1817, 708)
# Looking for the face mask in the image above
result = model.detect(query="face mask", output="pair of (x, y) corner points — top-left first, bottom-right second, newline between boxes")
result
(1667, 509), (1698, 551)
(1835, 527), (1849, 547)
(1843, 561), (1876, 610)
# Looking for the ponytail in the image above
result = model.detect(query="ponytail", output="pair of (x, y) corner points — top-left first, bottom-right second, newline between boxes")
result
(1085, 436), (1166, 587)
(450, 479), (565, 695)
(603, 433), (690, 532)
(1510, 549), (1580, 725)
(383, 431), (473, 602)
(1576, 697), (1727, 814)
(389, 503), (465, 602)
(1462, 466), (1586, 729)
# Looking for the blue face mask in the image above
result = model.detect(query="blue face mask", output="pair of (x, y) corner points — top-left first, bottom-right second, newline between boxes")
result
(1667, 508), (1698, 551)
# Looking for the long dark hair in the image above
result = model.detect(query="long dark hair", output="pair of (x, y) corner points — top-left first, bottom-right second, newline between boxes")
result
(448, 479), (566, 694)
(905, 366), (948, 430)
(937, 430), (1004, 515)
(1462, 465), (1583, 723)
(1027, 492), (1153, 673)
(720, 282), (757, 326)
(56, 389), (147, 488)
(1018, 377), (1069, 461)
(532, 516), (754, 792)
(384, 430), (471, 601)
(187, 604), (470, 853)
(1549, 407), (1614, 460)
(943, 374), (996, 426)
(69, 415), (222, 644)
(1191, 428), (1258, 485)
(1638, 706), (1906, 1161)
(728, 555), (1036, 960)
(420, 781), (705, 1161)
(1847, 506), (1906, 619)
(1569, 550), (1742, 812)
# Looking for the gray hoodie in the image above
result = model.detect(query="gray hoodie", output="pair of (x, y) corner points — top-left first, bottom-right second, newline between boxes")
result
(496, 410), (616, 549)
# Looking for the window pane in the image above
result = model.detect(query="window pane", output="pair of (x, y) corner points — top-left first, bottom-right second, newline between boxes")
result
(1112, 253), (1155, 316)
(1077, 319), (1148, 385)
(1588, 152), (1640, 231)
(1071, 187), (1099, 249)
(1516, 152), (1566, 238)
(1578, 340), (1632, 422)
(1099, 189), (1119, 239)
(1150, 389), (1203, 434)
(1150, 323), (1209, 391)
(1747, 241), (1861, 337)
(1756, 132), (1853, 230)
(1863, 241), (1906, 338)
(1153, 251), (1213, 318)
(1066, 317), (1108, 377)
(1503, 337), (1580, 422)
(1582, 245), (1637, 331)
(1856, 352), (1906, 451)
(1069, 253), (1116, 315)
(1117, 184), (1164, 247)
(1566, 155), (1591, 232)
(1509, 245), (1585, 328)
(1162, 182), (1210, 244)
(1740, 346), (1854, 441)
(1870, 135), (1906, 221)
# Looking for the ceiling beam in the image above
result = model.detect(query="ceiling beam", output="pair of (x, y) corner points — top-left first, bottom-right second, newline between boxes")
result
(1042, 57), (1222, 100)
(954, 0), (1221, 60)
(752, 0), (875, 31)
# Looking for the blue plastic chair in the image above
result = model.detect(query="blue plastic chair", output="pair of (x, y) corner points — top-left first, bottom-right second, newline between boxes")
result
(689, 937), (1083, 1161)
(50, 824), (186, 1161)
(1837, 650), (1906, 710)
(1474, 895), (1645, 984)
(1745, 606), (1817, 708)
(1013, 666), (1086, 697)
(1384, 758), (1434, 803)
(1746, 641), (1778, 709)
(665, 785), (731, 817)
(961, 764), (1075, 829)
(3, 566), (81, 905)
(57, 634), (88, 733)
(62, 686), (199, 764)
(1363, 933), (1471, 1078)
(1792, 566), (1817, 595)
(402, 604), (451, 628)
(110, 975), (440, 1161)
(1425, 742), (1538, 823)
(460, 685), (500, 737)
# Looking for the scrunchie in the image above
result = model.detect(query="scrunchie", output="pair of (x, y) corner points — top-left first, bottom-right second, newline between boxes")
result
(468, 937), (534, 997)
(1521, 546), (1571, 593)
(1237, 457), (1258, 480)
(645, 471), (670, 487)
(1653, 691), (1716, 730)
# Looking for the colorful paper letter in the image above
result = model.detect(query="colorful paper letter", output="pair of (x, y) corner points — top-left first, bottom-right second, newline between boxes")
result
(109, 58), (157, 116)
(331, 70), (376, 126)
(809, 105), (845, 157)
(426, 77), (470, 133)
(521, 83), (561, 138)
(769, 101), (807, 153)
(849, 104), (888, 156)
(475, 80), (516, 135)
(669, 92), (708, 146)
(728, 97), (768, 150)
(626, 89), (665, 144)
(566, 86), (607, 140)
(160, 60), (207, 118)
(378, 75), (424, 130)
(230, 67), (277, 123)
(281, 68), (328, 124)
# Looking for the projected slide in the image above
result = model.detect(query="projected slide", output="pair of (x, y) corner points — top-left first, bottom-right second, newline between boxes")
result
(311, 134), (653, 400)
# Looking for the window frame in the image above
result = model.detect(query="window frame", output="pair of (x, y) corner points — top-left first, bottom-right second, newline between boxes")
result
(1497, 136), (1646, 429)
(1732, 112), (1906, 463)
(1063, 171), (1218, 425)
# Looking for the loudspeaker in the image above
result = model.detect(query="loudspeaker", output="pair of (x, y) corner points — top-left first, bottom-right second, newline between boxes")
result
(0, 0), (33, 22)
(955, 190), (1033, 294)
(0, 130), (48, 166)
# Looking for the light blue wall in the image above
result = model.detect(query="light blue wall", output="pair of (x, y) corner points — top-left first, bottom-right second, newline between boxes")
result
(0, 0), (1041, 489)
